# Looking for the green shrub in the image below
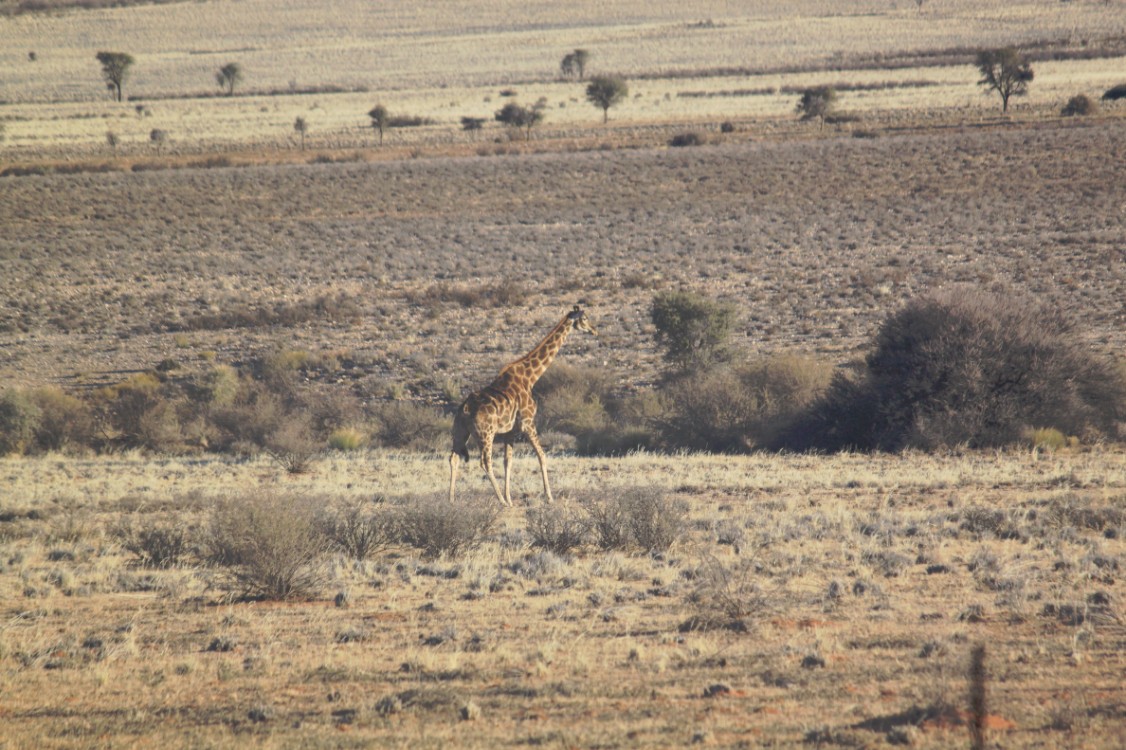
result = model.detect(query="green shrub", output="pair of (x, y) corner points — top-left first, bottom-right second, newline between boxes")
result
(650, 290), (736, 373)
(207, 492), (327, 599)
(328, 427), (367, 452)
(782, 289), (1126, 451)
(394, 494), (498, 558)
(1027, 427), (1067, 452)
(0, 389), (42, 455)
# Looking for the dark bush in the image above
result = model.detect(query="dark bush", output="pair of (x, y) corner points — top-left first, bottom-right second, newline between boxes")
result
(669, 132), (706, 147)
(1061, 94), (1097, 117)
(207, 492), (328, 599)
(1102, 83), (1126, 101)
(782, 288), (1126, 451)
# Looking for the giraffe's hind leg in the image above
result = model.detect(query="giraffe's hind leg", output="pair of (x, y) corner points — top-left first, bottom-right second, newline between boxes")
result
(521, 420), (553, 504)
(502, 439), (514, 506)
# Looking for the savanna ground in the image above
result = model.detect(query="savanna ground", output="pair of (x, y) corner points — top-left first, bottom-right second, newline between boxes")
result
(1, 450), (1124, 749)
(2, 0), (1126, 747)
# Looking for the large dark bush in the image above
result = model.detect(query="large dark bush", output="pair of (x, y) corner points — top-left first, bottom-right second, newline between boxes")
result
(782, 289), (1126, 451)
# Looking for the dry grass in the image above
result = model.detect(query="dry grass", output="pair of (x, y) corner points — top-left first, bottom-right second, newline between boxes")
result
(1, 449), (1123, 747)
(1, 3), (1125, 746)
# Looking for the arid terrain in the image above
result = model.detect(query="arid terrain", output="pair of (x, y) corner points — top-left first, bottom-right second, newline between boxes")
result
(2, 0), (1125, 748)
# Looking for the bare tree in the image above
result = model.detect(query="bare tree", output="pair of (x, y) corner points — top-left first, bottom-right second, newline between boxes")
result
(96, 51), (134, 102)
(976, 47), (1033, 113)
(585, 76), (628, 123)
(216, 62), (243, 96)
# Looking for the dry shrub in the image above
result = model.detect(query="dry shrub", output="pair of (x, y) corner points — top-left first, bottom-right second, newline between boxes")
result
(96, 373), (184, 452)
(265, 416), (321, 474)
(583, 488), (687, 553)
(206, 492), (328, 599)
(1061, 94), (1097, 117)
(370, 401), (450, 451)
(394, 494), (498, 558)
(174, 293), (362, 333)
(113, 517), (194, 568)
(782, 288), (1126, 451)
(319, 496), (395, 560)
(0, 389), (40, 455)
(685, 557), (775, 630)
(534, 364), (657, 455)
(526, 504), (589, 554)
(29, 387), (95, 453)
(660, 355), (832, 452)
(407, 280), (524, 310)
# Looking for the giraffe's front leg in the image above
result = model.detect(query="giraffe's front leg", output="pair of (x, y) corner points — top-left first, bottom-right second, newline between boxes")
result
(503, 439), (514, 506)
(449, 451), (460, 502)
(479, 432), (510, 507)
(521, 420), (553, 504)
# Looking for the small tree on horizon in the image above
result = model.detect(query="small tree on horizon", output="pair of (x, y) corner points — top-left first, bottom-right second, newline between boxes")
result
(494, 101), (545, 139)
(796, 86), (837, 129)
(368, 104), (389, 145)
(96, 51), (134, 102)
(976, 47), (1034, 113)
(216, 62), (242, 96)
(560, 48), (591, 80)
(293, 116), (307, 150)
(585, 76), (628, 123)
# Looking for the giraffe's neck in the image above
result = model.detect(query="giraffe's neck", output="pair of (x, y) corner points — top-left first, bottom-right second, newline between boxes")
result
(503, 314), (573, 388)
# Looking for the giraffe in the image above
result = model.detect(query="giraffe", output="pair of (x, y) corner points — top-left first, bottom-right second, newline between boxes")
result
(449, 305), (598, 506)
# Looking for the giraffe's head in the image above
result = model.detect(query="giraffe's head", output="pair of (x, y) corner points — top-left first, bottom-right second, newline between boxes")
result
(567, 305), (598, 336)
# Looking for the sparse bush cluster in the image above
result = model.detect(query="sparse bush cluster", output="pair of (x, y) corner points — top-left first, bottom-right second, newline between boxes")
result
(1, 286), (1123, 459)
(524, 489), (687, 554)
(0, 349), (450, 462)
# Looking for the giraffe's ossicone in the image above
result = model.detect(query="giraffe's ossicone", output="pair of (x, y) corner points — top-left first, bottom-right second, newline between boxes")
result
(449, 305), (597, 506)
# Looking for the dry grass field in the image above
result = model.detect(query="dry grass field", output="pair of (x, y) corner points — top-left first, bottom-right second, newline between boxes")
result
(1, 450), (1124, 749)
(2, 1), (1126, 748)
